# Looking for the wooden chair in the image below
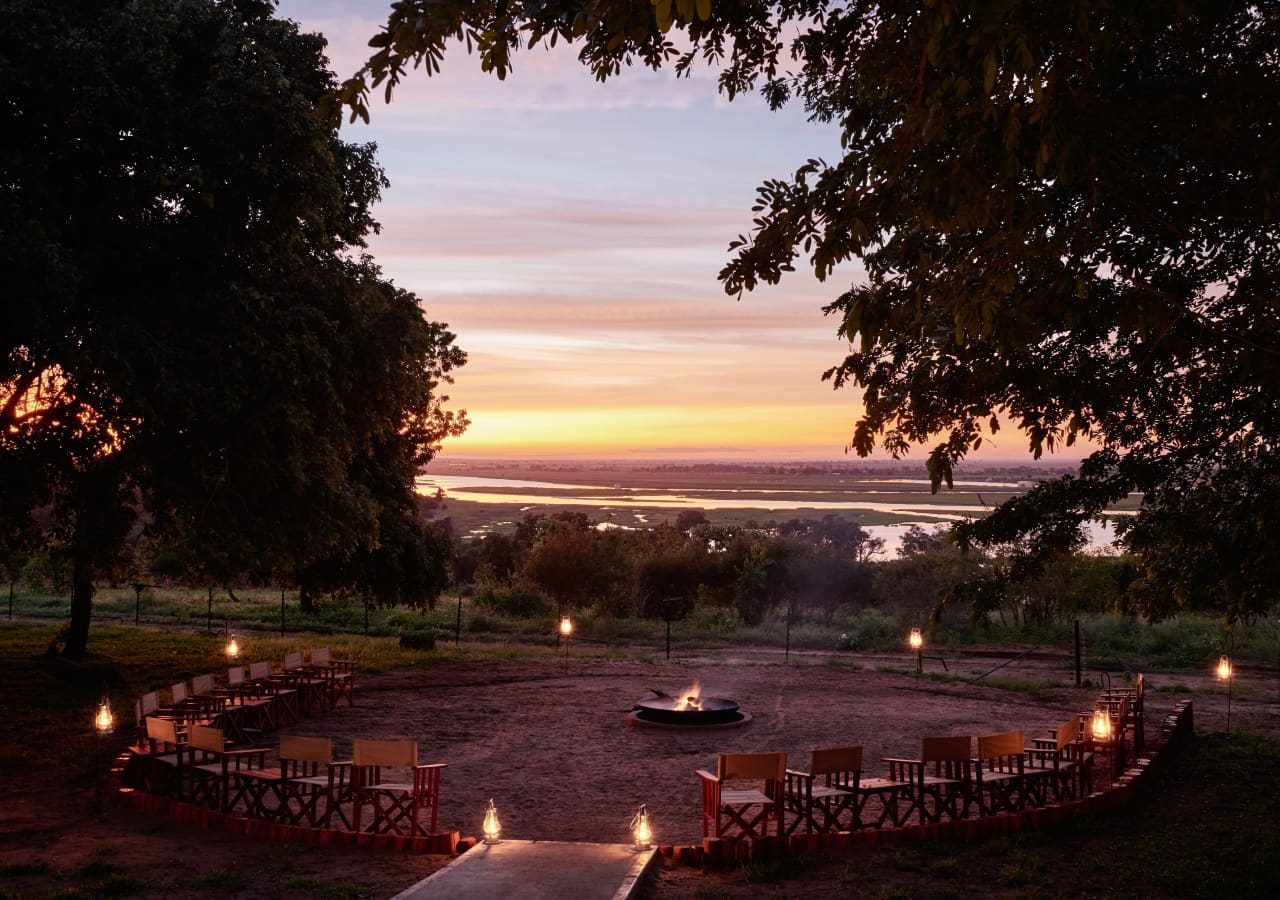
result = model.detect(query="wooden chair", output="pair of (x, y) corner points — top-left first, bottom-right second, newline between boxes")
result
(212, 666), (272, 743)
(306, 647), (356, 708)
(1025, 716), (1089, 803)
(135, 691), (193, 749)
(886, 736), (975, 824)
(181, 724), (269, 813)
(276, 735), (353, 829)
(974, 731), (1027, 815)
(139, 716), (188, 796)
(785, 747), (913, 833)
(697, 752), (786, 843)
(249, 660), (299, 726)
(282, 651), (331, 716)
(351, 739), (444, 836)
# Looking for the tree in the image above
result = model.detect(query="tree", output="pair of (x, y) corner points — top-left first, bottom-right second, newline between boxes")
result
(340, 1), (1279, 621)
(0, 0), (466, 657)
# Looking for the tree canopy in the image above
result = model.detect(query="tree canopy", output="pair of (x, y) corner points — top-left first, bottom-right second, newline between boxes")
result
(338, 0), (1279, 621)
(1, 0), (466, 656)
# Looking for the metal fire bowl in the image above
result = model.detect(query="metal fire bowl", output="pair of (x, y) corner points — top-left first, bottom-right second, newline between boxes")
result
(631, 695), (747, 727)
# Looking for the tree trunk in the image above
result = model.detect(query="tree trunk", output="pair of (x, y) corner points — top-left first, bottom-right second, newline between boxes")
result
(65, 545), (94, 660)
(299, 585), (319, 613)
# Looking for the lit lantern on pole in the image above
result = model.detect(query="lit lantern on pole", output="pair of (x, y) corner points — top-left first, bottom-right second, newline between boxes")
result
(631, 803), (653, 851)
(560, 616), (573, 639)
(1090, 708), (1112, 742)
(482, 798), (502, 844)
(909, 627), (923, 679)
(94, 698), (114, 735)
(225, 635), (240, 660)
(1216, 655), (1233, 735)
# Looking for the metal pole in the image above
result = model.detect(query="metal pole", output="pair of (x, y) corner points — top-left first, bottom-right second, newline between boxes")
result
(785, 609), (792, 664)
(455, 595), (462, 646)
(1226, 673), (1232, 735)
(134, 585), (141, 625)
(666, 620), (671, 661)
(206, 586), (213, 632)
(364, 600), (369, 636)
(1074, 619), (1082, 687)
(280, 586), (285, 635)
(8, 580), (13, 620)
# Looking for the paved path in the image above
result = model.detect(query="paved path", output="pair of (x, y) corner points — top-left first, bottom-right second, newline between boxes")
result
(390, 840), (658, 900)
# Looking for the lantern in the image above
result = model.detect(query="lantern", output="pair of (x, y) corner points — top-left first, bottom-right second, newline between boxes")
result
(226, 635), (240, 660)
(94, 698), (114, 735)
(1216, 656), (1232, 681)
(631, 803), (653, 851)
(559, 616), (573, 638)
(482, 798), (502, 844)
(1090, 708), (1112, 742)
(908, 628), (923, 650)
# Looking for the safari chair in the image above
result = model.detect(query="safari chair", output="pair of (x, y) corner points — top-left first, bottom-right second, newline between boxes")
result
(785, 747), (913, 834)
(305, 648), (356, 708)
(351, 739), (444, 836)
(139, 716), (188, 796)
(135, 691), (192, 749)
(886, 736), (975, 824)
(697, 752), (786, 844)
(249, 660), (299, 726)
(275, 735), (353, 829)
(180, 724), (269, 813)
(211, 666), (272, 743)
(1024, 716), (1088, 803)
(282, 651), (331, 716)
(974, 731), (1027, 815)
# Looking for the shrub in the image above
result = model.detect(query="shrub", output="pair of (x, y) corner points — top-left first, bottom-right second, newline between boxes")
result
(398, 629), (436, 651)
(475, 584), (552, 618)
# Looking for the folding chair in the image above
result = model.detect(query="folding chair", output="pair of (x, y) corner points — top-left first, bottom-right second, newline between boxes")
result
(306, 648), (356, 708)
(181, 724), (269, 813)
(697, 751), (786, 843)
(974, 731), (1027, 815)
(886, 736), (975, 824)
(1025, 716), (1089, 803)
(282, 651), (330, 716)
(352, 739), (444, 836)
(250, 660), (299, 726)
(276, 735), (354, 829)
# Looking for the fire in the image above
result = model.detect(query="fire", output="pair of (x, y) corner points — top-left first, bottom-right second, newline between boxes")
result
(676, 681), (702, 710)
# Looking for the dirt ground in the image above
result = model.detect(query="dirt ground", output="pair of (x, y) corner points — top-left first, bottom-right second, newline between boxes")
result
(2, 647), (1275, 899)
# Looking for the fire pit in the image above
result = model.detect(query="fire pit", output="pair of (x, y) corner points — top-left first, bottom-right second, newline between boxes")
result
(629, 685), (750, 728)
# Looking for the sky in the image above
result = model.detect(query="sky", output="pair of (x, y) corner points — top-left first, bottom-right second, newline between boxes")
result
(274, 1), (1050, 463)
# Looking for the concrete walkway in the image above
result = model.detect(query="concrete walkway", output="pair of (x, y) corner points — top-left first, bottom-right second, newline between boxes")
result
(389, 840), (658, 900)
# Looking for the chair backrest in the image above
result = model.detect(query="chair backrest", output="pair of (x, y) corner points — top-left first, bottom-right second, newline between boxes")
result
(249, 661), (271, 680)
(354, 739), (417, 768)
(1135, 673), (1144, 702)
(140, 691), (161, 716)
(284, 651), (304, 672)
(809, 746), (862, 777)
(171, 681), (190, 705)
(146, 716), (179, 744)
(227, 666), (246, 687)
(192, 674), (214, 695)
(190, 724), (225, 753)
(280, 735), (333, 765)
(1056, 716), (1080, 752)
(311, 648), (332, 665)
(977, 731), (1024, 760)
(717, 751), (786, 782)
(921, 736), (972, 763)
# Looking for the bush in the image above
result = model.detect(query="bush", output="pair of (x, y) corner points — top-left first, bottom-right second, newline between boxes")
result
(475, 584), (553, 618)
(398, 629), (436, 651)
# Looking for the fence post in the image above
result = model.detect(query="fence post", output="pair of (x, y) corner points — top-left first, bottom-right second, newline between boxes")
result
(1074, 619), (1082, 688)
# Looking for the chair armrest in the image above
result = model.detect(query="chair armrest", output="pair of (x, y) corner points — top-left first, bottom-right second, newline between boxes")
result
(881, 757), (921, 765)
(695, 769), (720, 784)
(785, 769), (813, 780)
(414, 763), (447, 773)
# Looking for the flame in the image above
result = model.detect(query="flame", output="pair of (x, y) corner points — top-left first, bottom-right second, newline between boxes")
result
(95, 700), (113, 734)
(1216, 656), (1232, 680)
(482, 799), (501, 844)
(1091, 709), (1112, 741)
(632, 804), (652, 850)
(909, 627), (923, 650)
(226, 637), (240, 659)
(676, 681), (702, 710)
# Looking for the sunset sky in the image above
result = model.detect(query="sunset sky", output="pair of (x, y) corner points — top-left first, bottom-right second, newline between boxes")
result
(276, 1), (1046, 462)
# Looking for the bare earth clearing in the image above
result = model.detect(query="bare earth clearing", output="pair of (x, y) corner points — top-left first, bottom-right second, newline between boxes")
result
(2, 648), (1273, 899)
